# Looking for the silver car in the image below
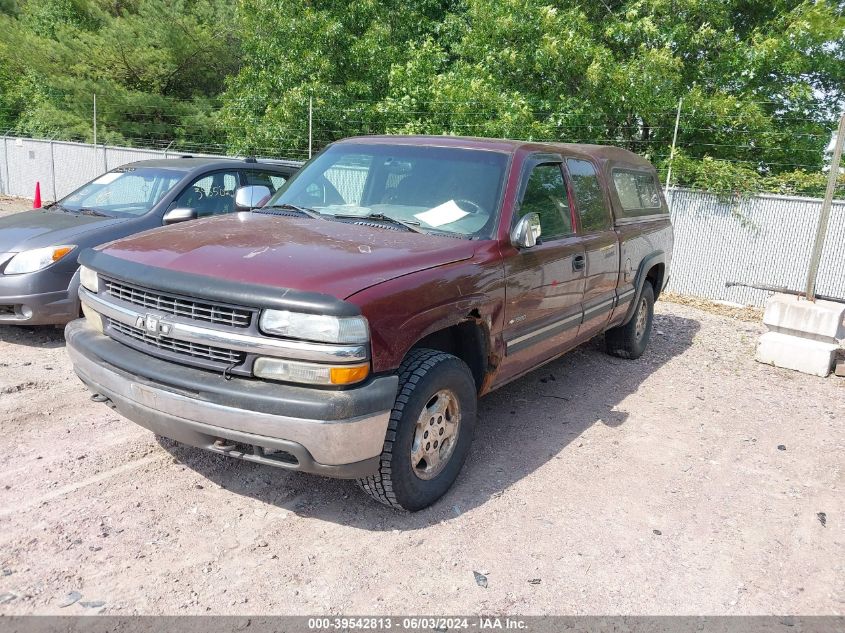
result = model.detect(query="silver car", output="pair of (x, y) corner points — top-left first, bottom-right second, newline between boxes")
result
(0, 157), (299, 325)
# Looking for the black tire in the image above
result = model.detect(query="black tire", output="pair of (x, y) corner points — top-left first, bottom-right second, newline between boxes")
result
(605, 282), (655, 360)
(357, 348), (477, 511)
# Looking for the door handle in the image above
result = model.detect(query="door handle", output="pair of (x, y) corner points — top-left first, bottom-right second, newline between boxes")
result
(573, 255), (585, 271)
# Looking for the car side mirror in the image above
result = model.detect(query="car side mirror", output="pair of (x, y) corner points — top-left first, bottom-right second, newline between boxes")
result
(511, 213), (542, 249)
(162, 207), (197, 225)
(235, 185), (272, 210)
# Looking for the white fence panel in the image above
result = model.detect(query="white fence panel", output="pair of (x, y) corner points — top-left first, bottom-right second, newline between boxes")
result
(103, 146), (167, 172)
(667, 189), (845, 306)
(4, 138), (55, 201)
(51, 141), (105, 199)
(0, 137), (225, 201)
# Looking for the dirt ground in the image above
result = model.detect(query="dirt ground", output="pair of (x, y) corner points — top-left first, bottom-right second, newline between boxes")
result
(0, 198), (843, 616)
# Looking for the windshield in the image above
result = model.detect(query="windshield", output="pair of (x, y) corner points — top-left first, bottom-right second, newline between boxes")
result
(58, 167), (184, 218)
(265, 143), (509, 238)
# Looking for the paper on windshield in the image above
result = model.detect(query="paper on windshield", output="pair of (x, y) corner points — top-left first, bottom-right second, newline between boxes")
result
(414, 200), (468, 227)
(94, 172), (122, 185)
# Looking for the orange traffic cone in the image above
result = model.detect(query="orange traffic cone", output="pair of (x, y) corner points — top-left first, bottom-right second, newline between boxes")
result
(33, 182), (42, 209)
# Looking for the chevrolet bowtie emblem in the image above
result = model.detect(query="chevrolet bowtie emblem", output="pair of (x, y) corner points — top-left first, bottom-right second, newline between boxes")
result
(135, 314), (172, 336)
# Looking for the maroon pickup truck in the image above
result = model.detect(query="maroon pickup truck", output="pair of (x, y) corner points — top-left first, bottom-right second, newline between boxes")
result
(66, 136), (673, 511)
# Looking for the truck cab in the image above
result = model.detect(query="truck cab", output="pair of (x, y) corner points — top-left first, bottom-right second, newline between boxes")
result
(65, 136), (672, 511)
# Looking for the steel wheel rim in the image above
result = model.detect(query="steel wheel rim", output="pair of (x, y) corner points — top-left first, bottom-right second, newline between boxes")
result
(634, 297), (648, 339)
(411, 389), (461, 480)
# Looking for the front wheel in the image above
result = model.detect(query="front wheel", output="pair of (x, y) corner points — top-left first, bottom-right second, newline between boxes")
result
(358, 349), (477, 511)
(605, 282), (655, 359)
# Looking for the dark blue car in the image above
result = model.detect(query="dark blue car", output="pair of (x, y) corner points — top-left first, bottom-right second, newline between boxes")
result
(0, 157), (299, 325)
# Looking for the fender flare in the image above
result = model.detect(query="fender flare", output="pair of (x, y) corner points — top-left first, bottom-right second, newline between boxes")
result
(393, 301), (493, 380)
(621, 251), (665, 324)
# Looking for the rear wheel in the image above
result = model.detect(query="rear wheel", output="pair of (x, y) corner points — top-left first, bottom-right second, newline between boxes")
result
(605, 282), (655, 359)
(358, 348), (477, 511)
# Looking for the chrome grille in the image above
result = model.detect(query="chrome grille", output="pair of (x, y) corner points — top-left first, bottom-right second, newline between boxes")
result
(109, 319), (245, 365)
(103, 279), (252, 328)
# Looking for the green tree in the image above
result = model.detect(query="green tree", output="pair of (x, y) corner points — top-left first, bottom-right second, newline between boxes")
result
(220, 0), (458, 158)
(0, 0), (239, 147)
(223, 0), (844, 191)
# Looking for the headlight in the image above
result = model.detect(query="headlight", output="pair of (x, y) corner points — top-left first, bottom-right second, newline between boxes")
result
(253, 357), (369, 385)
(4, 245), (75, 275)
(259, 309), (369, 344)
(79, 265), (99, 293)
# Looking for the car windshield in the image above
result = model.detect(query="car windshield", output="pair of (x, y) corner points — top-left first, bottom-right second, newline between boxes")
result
(58, 167), (184, 218)
(265, 143), (509, 238)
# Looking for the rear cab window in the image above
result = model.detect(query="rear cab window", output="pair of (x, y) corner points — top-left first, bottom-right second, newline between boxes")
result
(611, 169), (666, 219)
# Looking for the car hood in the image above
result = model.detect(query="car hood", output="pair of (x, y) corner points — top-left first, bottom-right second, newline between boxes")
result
(0, 209), (131, 253)
(98, 212), (480, 299)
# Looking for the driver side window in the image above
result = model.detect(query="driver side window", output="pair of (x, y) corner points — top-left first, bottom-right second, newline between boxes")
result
(173, 171), (239, 217)
(518, 163), (573, 240)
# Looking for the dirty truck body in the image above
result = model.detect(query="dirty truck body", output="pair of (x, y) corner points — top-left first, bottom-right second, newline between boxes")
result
(66, 136), (673, 510)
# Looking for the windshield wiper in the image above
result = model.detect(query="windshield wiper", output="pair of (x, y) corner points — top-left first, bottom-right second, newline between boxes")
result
(258, 203), (323, 220)
(77, 207), (112, 218)
(333, 212), (425, 234)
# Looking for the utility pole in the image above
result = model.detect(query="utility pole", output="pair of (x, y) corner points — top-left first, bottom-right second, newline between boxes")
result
(2, 131), (10, 196)
(49, 136), (57, 202)
(665, 97), (682, 190)
(308, 96), (313, 159)
(93, 94), (97, 148)
(805, 112), (845, 302)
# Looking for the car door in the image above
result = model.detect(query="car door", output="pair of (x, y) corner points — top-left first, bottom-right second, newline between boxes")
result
(500, 155), (586, 380)
(170, 170), (240, 218)
(564, 156), (619, 338)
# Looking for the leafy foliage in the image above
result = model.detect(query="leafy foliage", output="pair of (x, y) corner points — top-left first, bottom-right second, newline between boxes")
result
(0, 0), (238, 148)
(0, 0), (842, 195)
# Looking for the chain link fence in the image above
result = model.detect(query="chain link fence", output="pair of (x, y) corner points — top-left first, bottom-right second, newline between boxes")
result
(0, 136), (218, 202)
(1, 135), (842, 308)
(665, 189), (844, 306)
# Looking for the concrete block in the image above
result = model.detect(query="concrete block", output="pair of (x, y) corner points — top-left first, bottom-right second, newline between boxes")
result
(835, 361), (845, 377)
(756, 332), (839, 377)
(763, 294), (845, 343)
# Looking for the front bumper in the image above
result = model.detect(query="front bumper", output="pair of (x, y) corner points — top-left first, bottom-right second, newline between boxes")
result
(0, 267), (80, 325)
(65, 319), (398, 478)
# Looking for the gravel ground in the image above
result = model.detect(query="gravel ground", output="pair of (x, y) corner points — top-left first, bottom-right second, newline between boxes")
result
(0, 198), (843, 616)
(0, 196), (33, 214)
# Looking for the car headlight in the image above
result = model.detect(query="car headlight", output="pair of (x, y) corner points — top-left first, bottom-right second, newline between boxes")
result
(259, 309), (369, 344)
(4, 245), (75, 275)
(79, 265), (99, 293)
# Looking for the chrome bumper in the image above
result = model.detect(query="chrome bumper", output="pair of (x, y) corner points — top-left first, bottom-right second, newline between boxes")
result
(66, 321), (393, 474)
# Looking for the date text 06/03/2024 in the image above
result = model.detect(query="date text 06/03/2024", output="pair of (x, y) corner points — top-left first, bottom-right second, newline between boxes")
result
(306, 617), (528, 630)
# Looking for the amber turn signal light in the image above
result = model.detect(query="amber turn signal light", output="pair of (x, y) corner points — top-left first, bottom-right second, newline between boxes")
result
(52, 246), (74, 261)
(329, 364), (370, 385)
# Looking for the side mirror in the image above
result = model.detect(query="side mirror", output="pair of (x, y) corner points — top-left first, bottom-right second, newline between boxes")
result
(510, 213), (542, 249)
(235, 185), (272, 210)
(162, 207), (197, 225)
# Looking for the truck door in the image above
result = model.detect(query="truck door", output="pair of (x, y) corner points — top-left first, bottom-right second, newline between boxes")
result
(564, 157), (619, 339)
(500, 156), (586, 380)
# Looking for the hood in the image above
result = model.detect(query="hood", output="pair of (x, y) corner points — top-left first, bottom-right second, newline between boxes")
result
(98, 212), (480, 299)
(0, 209), (131, 253)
